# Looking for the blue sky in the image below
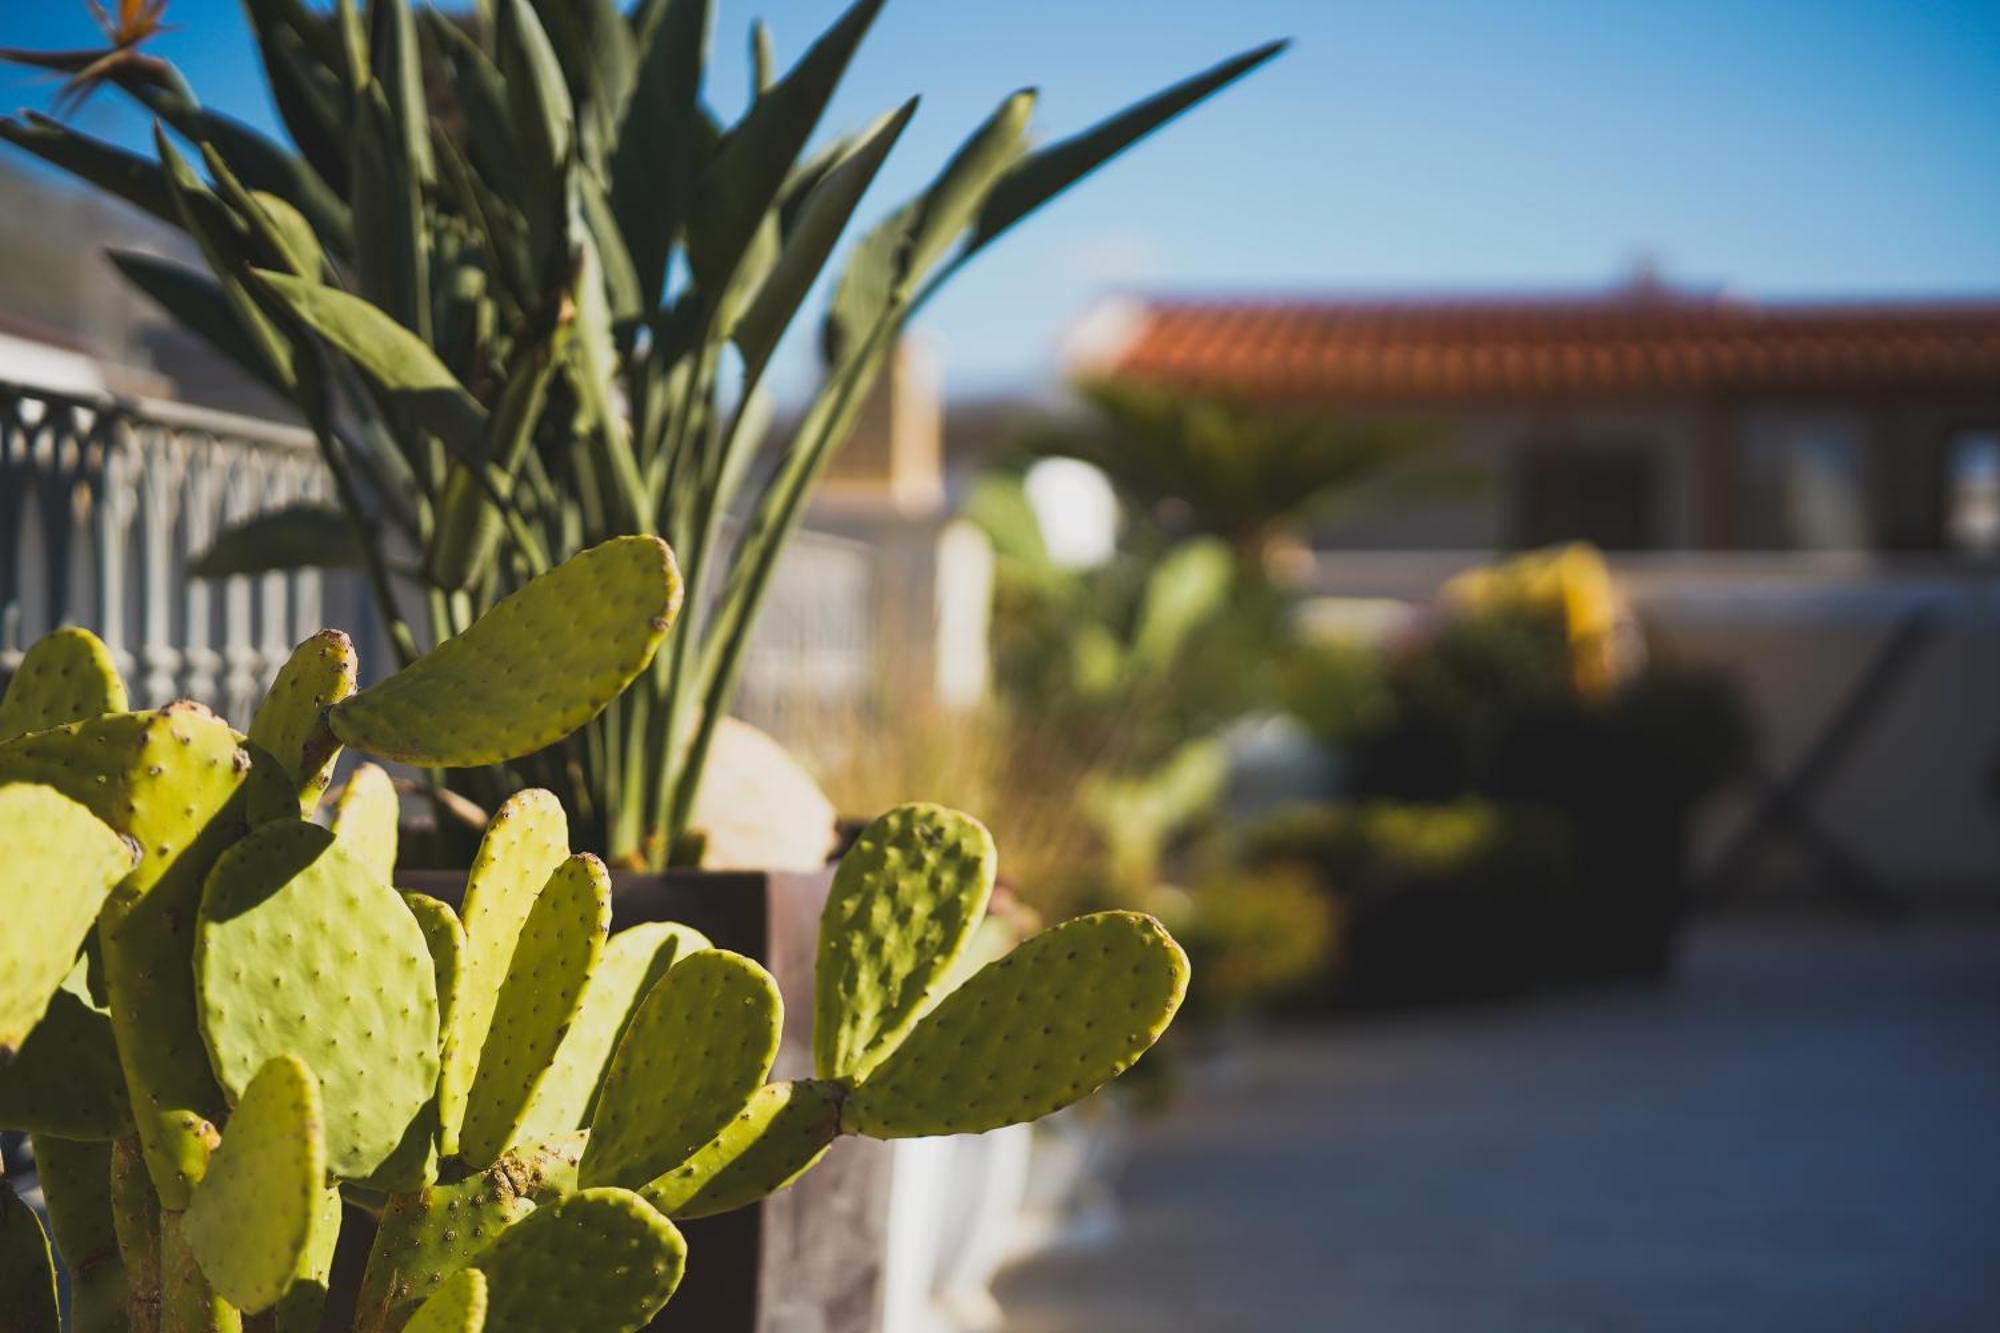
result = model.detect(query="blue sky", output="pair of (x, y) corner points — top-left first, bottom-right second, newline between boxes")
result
(5, 0), (1998, 399)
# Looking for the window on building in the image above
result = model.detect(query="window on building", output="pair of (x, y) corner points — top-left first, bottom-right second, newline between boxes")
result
(1515, 443), (1661, 550)
(1945, 432), (2000, 556)
(1738, 416), (1869, 550)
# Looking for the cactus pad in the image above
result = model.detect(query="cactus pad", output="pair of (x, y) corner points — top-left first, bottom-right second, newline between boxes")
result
(580, 949), (781, 1190)
(30, 1135), (124, 1333)
(815, 803), (997, 1082)
(640, 1079), (841, 1220)
(472, 1188), (685, 1333)
(0, 1173), (58, 1332)
(440, 790), (569, 1157)
(518, 921), (710, 1141)
(353, 1136), (580, 1333)
(0, 957), (129, 1138)
(249, 629), (357, 814)
(458, 854), (610, 1167)
(328, 537), (682, 766)
(0, 782), (137, 1057)
(195, 820), (441, 1180)
(0, 705), (249, 1205)
(403, 1267), (488, 1333)
(183, 1053), (326, 1313)
(0, 626), (127, 742)
(274, 1185), (344, 1333)
(843, 912), (1189, 1138)
(331, 763), (400, 883)
(404, 893), (467, 1044)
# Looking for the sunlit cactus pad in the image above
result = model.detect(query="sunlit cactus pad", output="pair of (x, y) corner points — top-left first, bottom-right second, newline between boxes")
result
(249, 629), (357, 813)
(331, 762), (401, 882)
(641, 1079), (842, 1220)
(182, 1053), (326, 1314)
(815, 802), (997, 1082)
(0, 625), (127, 742)
(580, 950), (781, 1191)
(403, 1267), (488, 1333)
(0, 782), (137, 1056)
(472, 1188), (685, 1333)
(196, 820), (440, 1180)
(844, 911), (1189, 1138)
(328, 537), (682, 766)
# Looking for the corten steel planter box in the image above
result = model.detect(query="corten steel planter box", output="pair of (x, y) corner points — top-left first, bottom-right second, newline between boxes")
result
(321, 867), (890, 1333)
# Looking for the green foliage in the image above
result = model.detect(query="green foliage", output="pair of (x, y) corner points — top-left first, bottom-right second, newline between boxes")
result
(0, 1171), (59, 1333)
(0, 626), (129, 741)
(0, 613), (1186, 1328)
(1, 3), (1280, 870)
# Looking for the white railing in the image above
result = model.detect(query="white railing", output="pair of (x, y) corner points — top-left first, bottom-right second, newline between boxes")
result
(0, 378), (357, 725)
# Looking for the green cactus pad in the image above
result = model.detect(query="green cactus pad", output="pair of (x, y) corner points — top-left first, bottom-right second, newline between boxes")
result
(0, 782), (137, 1057)
(249, 629), (357, 814)
(473, 1188), (685, 1333)
(273, 1185), (344, 1333)
(404, 893), (467, 1045)
(815, 803), (997, 1082)
(161, 1207), (237, 1333)
(327, 537), (682, 766)
(458, 854), (610, 1168)
(31, 1136), (124, 1333)
(195, 820), (441, 1180)
(353, 1136), (580, 1333)
(0, 957), (129, 1138)
(517, 921), (710, 1142)
(0, 705), (249, 1206)
(440, 790), (570, 1158)
(640, 1079), (842, 1220)
(0, 1173), (59, 1333)
(843, 911), (1189, 1139)
(331, 763), (400, 883)
(403, 1267), (488, 1333)
(183, 1053), (326, 1313)
(580, 950), (781, 1190)
(0, 626), (127, 742)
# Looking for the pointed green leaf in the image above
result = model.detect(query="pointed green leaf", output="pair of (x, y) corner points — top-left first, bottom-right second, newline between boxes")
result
(187, 502), (367, 578)
(111, 251), (295, 400)
(611, 0), (711, 306)
(0, 113), (177, 228)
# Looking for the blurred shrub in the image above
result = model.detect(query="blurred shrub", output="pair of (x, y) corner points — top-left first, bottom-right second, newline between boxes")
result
(1159, 868), (1340, 1019)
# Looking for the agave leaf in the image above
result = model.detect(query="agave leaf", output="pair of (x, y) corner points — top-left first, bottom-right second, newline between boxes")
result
(0, 114), (177, 228)
(735, 98), (914, 379)
(369, 0), (434, 187)
(611, 0), (710, 307)
(139, 88), (354, 256)
(684, 0), (883, 297)
(349, 79), (432, 342)
(189, 504), (367, 579)
(530, 0), (636, 159)
(111, 252), (292, 399)
(497, 0), (575, 228)
(240, 0), (351, 193)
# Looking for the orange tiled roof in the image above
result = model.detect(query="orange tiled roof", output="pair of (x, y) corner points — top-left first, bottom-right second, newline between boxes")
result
(1074, 289), (2000, 403)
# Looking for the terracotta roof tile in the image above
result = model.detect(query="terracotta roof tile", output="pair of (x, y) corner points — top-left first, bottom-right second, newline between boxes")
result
(1076, 291), (2000, 402)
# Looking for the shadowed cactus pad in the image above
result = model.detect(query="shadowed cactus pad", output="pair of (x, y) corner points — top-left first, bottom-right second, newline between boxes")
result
(330, 763), (400, 881)
(518, 922), (710, 1142)
(440, 790), (570, 1158)
(580, 950), (781, 1191)
(328, 537), (682, 766)
(815, 803), (997, 1082)
(0, 625), (127, 742)
(0, 958), (130, 1138)
(30, 1136), (123, 1333)
(844, 911), (1188, 1138)
(183, 1054), (325, 1313)
(249, 630), (357, 814)
(0, 782), (137, 1056)
(404, 1268), (487, 1333)
(641, 1079), (842, 1220)
(196, 820), (440, 1180)
(459, 855), (610, 1168)
(1, 1173), (58, 1332)
(473, 1188), (685, 1333)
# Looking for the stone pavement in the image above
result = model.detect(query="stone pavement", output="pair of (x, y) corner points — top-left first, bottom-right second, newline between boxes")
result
(994, 920), (2000, 1333)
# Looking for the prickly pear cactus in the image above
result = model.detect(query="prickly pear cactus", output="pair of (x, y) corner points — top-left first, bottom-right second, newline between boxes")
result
(0, 624), (126, 742)
(458, 855), (609, 1168)
(814, 803), (997, 1081)
(331, 763), (401, 882)
(195, 821), (440, 1180)
(843, 911), (1189, 1138)
(640, 1079), (843, 1221)
(0, 781), (137, 1056)
(0, 957), (130, 1140)
(248, 629), (357, 814)
(471, 1188), (685, 1333)
(1, 1169), (59, 1333)
(31, 1136), (124, 1333)
(182, 1054), (326, 1313)
(579, 950), (781, 1192)
(402, 1268), (487, 1333)
(328, 537), (682, 767)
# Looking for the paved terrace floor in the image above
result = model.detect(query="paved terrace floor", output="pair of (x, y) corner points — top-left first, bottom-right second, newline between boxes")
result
(995, 920), (2000, 1333)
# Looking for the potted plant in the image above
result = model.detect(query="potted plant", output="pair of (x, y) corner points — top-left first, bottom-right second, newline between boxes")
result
(0, 568), (1191, 1331)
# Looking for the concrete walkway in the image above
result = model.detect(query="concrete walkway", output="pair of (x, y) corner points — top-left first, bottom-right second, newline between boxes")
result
(994, 921), (2000, 1333)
